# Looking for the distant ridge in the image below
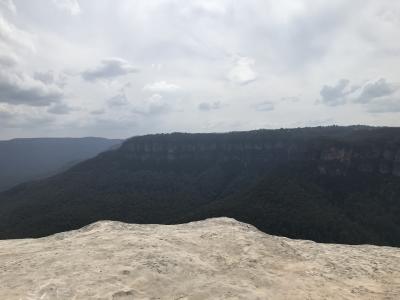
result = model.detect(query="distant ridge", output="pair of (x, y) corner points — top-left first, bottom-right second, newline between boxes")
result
(0, 137), (122, 191)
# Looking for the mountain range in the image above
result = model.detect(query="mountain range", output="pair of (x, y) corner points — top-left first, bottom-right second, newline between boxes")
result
(0, 137), (122, 192)
(0, 126), (399, 246)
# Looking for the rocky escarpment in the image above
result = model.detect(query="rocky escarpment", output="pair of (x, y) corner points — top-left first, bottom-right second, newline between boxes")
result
(1, 126), (400, 246)
(0, 218), (399, 300)
(115, 127), (400, 176)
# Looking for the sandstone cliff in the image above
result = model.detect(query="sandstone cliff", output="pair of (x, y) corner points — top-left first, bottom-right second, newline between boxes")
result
(117, 128), (400, 177)
(1, 218), (399, 299)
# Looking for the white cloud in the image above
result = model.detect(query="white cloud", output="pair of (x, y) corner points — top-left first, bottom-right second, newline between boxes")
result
(227, 56), (257, 85)
(132, 94), (171, 116)
(143, 81), (181, 93)
(254, 101), (275, 112)
(0, 0), (16, 14)
(281, 96), (300, 102)
(180, 0), (229, 16)
(0, 14), (34, 51)
(52, 0), (81, 16)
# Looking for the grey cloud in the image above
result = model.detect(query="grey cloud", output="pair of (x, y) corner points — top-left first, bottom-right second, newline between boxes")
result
(0, 70), (63, 106)
(0, 14), (63, 107)
(356, 79), (397, 103)
(34, 71), (55, 85)
(0, 54), (17, 68)
(0, 110), (13, 121)
(22, 116), (54, 128)
(359, 79), (400, 113)
(319, 79), (350, 106)
(366, 99), (400, 113)
(90, 109), (105, 115)
(198, 101), (223, 111)
(82, 58), (138, 81)
(254, 101), (275, 112)
(47, 102), (77, 115)
(319, 78), (400, 114)
(108, 93), (129, 107)
(0, 109), (54, 128)
(34, 71), (68, 88)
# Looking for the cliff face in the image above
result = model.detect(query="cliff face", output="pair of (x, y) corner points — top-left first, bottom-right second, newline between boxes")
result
(1, 218), (399, 300)
(118, 129), (400, 177)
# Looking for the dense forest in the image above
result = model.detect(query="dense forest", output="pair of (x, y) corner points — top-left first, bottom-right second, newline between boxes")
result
(0, 126), (399, 246)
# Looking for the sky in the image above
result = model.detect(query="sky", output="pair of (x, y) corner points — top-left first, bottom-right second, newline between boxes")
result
(0, 0), (400, 139)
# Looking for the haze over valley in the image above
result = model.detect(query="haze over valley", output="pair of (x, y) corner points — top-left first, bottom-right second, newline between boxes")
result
(0, 137), (121, 191)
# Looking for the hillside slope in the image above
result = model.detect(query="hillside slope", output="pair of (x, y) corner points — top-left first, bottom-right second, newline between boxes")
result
(0, 126), (400, 246)
(0, 137), (122, 191)
(0, 218), (399, 300)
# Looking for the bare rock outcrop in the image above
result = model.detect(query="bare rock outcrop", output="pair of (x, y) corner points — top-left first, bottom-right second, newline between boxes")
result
(0, 218), (399, 299)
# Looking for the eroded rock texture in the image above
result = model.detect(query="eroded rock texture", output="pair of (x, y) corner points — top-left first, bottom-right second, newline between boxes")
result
(1, 218), (399, 299)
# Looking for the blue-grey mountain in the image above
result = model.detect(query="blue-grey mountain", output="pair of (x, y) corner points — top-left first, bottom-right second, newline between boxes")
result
(0, 137), (122, 191)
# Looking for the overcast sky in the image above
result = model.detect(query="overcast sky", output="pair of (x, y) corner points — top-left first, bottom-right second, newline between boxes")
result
(0, 0), (400, 139)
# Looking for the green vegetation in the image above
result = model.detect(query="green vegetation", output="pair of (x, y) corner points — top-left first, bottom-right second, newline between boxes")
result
(0, 126), (399, 246)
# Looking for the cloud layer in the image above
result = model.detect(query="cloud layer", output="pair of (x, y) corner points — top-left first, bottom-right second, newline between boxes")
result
(0, 0), (399, 139)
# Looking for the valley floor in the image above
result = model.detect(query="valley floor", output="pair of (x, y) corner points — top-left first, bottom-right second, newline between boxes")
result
(0, 218), (399, 299)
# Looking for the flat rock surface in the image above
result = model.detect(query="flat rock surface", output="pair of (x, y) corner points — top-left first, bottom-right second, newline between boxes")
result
(0, 218), (399, 299)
